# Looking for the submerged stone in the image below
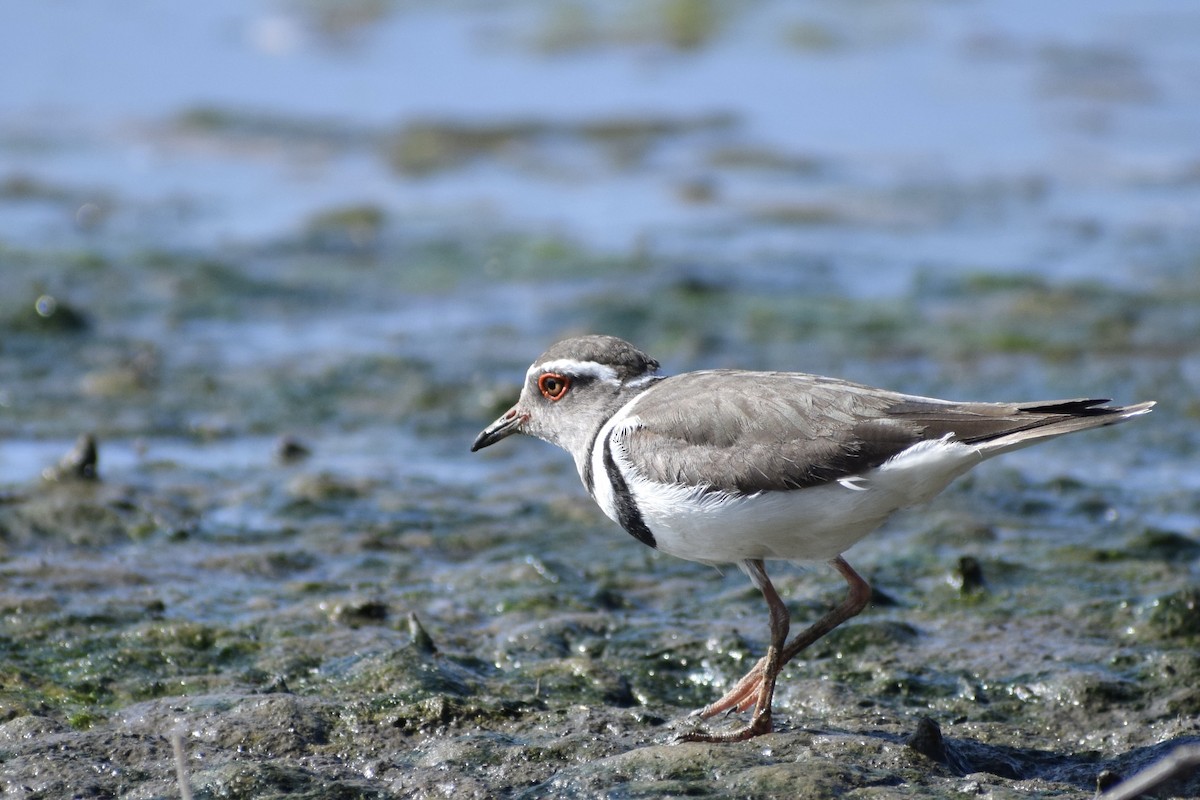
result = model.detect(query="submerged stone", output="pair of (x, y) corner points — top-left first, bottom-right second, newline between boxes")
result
(42, 434), (99, 482)
(907, 716), (948, 764)
(1144, 587), (1200, 639)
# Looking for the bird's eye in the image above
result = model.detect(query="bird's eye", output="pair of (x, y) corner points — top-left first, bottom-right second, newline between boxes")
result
(538, 373), (571, 401)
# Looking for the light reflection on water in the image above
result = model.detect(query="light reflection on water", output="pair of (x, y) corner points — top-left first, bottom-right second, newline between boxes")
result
(0, 6), (1196, 796)
(0, 428), (503, 488)
(2, 1), (1199, 276)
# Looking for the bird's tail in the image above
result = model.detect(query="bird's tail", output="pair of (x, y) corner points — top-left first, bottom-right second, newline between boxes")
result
(973, 398), (1155, 458)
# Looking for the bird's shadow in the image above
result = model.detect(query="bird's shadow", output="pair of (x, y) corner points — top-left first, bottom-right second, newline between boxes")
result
(866, 717), (1198, 794)
(663, 712), (1198, 794)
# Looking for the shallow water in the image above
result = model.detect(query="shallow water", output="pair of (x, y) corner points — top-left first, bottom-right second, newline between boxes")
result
(2, 1), (1199, 798)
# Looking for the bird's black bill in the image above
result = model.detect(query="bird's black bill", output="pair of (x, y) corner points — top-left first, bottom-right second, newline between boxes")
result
(471, 408), (523, 452)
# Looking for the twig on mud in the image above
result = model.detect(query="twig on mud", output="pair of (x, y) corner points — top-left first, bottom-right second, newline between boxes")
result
(1097, 744), (1200, 800)
(171, 731), (194, 800)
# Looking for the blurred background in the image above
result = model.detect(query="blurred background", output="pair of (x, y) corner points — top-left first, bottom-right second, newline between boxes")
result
(3, 0), (1198, 458)
(1, 1), (1199, 796)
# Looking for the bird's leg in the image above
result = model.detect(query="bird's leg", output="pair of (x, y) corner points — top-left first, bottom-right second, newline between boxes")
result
(680, 559), (789, 742)
(778, 556), (870, 665)
(682, 556), (871, 743)
(688, 560), (787, 718)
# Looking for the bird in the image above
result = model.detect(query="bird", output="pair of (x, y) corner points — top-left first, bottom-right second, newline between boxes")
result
(471, 334), (1154, 742)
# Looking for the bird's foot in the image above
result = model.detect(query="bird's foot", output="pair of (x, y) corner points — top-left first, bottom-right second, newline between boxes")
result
(675, 710), (773, 743)
(675, 655), (778, 742)
(691, 655), (768, 719)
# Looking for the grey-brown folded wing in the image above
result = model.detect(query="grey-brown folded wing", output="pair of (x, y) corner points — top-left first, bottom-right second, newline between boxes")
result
(618, 371), (1139, 495)
(618, 371), (922, 494)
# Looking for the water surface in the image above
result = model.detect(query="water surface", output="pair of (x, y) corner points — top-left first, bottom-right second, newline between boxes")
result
(1, 1), (1198, 797)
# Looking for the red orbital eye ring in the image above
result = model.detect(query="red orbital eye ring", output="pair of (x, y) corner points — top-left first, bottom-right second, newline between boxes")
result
(538, 373), (570, 401)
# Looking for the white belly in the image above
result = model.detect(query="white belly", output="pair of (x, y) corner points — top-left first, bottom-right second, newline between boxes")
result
(610, 435), (984, 565)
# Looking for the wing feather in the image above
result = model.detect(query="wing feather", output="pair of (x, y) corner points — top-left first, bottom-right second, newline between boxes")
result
(619, 371), (1143, 494)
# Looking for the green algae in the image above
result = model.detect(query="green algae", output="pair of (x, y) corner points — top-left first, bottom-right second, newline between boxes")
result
(529, 0), (737, 55)
(0, 7), (1197, 799)
(173, 105), (370, 150)
(383, 113), (735, 176)
(0, 54), (1197, 800)
(5, 292), (92, 334)
(1143, 587), (1200, 640)
(302, 204), (388, 253)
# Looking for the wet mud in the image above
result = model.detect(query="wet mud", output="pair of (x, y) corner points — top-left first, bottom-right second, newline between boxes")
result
(2, 1), (1200, 797)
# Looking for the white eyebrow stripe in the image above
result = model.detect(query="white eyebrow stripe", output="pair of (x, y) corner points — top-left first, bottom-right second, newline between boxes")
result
(529, 358), (621, 384)
(623, 373), (661, 389)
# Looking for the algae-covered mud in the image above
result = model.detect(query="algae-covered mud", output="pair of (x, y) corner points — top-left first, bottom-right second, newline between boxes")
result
(2, 1), (1200, 797)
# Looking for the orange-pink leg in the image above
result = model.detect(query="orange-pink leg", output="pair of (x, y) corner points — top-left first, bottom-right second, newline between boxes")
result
(679, 556), (871, 742)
